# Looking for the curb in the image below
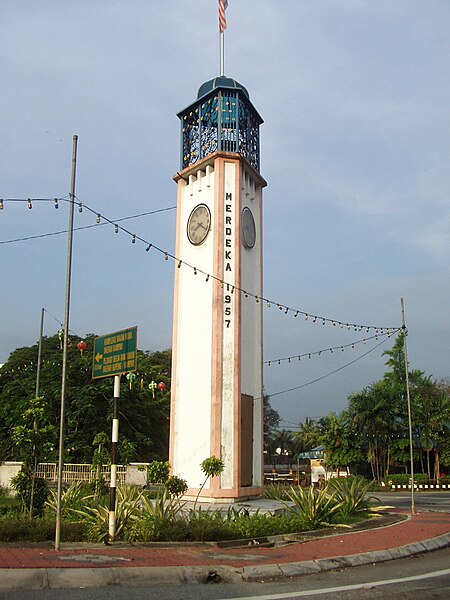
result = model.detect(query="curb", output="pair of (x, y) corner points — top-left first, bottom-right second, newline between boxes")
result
(1, 532), (449, 591)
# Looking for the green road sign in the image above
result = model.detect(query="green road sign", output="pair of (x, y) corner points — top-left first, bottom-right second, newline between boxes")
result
(92, 326), (137, 379)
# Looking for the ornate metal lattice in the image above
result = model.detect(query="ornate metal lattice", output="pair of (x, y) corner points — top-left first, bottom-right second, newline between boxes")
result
(179, 85), (261, 172)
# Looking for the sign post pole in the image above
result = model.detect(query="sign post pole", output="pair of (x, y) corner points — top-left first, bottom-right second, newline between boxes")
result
(109, 374), (121, 542)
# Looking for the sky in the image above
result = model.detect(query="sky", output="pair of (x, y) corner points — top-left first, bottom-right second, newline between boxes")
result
(1, 0), (449, 430)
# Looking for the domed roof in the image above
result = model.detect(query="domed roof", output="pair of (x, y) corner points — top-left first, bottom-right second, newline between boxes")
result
(197, 76), (250, 100)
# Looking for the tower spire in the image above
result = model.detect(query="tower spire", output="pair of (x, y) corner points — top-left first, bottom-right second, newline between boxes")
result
(219, 0), (228, 76)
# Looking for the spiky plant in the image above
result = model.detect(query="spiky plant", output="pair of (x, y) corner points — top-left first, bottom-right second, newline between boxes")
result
(283, 486), (344, 530)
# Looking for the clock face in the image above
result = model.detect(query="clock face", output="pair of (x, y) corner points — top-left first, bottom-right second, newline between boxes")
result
(241, 207), (256, 249)
(187, 204), (211, 245)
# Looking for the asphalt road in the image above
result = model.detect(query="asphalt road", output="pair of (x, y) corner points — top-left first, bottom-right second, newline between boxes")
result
(373, 490), (450, 512)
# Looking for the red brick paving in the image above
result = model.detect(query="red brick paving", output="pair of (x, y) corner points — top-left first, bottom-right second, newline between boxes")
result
(0, 511), (449, 570)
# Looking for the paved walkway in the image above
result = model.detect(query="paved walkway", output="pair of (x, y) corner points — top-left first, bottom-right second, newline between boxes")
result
(0, 511), (449, 590)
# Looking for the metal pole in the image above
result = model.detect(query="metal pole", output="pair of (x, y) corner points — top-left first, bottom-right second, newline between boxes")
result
(401, 298), (415, 515)
(55, 135), (78, 550)
(109, 374), (121, 542)
(220, 32), (225, 76)
(35, 308), (45, 399)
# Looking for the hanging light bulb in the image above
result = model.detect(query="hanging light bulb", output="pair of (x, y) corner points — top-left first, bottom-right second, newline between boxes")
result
(78, 202), (83, 212)
(177, 259), (182, 267)
(132, 234), (136, 243)
(194, 267), (197, 275)
(114, 224), (119, 233)
(27, 198), (32, 209)
(0, 199), (3, 210)
(164, 253), (168, 261)
(54, 198), (59, 209)
(205, 274), (209, 281)
(96, 214), (101, 224)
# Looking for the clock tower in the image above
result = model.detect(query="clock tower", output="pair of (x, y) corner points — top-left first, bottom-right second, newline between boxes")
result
(169, 76), (266, 501)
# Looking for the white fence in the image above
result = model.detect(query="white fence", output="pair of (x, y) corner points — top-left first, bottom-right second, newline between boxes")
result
(0, 461), (148, 489)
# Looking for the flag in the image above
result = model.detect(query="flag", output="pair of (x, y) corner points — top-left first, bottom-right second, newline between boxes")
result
(219, 0), (228, 33)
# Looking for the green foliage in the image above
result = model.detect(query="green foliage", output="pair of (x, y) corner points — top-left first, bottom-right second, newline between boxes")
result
(263, 483), (291, 501)
(165, 475), (188, 497)
(283, 486), (343, 530)
(200, 456), (225, 478)
(0, 336), (171, 463)
(0, 516), (88, 542)
(10, 470), (49, 517)
(147, 460), (170, 484)
(126, 488), (185, 542)
(72, 484), (143, 541)
(194, 456), (225, 511)
(45, 482), (98, 519)
(385, 473), (429, 486)
(327, 477), (382, 519)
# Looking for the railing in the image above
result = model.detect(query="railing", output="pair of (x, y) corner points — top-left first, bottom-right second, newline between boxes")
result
(36, 463), (127, 485)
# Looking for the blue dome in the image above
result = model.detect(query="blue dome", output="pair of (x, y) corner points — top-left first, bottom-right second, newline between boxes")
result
(197, 76), (250, 100)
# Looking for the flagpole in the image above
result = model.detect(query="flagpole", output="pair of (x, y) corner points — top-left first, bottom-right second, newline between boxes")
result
(220, 32), (225, 76)
(218, 0), (228, 76)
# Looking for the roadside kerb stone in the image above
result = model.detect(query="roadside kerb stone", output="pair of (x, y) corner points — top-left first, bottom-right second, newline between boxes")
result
(47, 567), (117, 589)
(242, 563), (283, 582)
(386, 546), (412, 560)
(0, 569), (48, 592)
(315, 556), (353, 572)
(278, 560), (322, 578)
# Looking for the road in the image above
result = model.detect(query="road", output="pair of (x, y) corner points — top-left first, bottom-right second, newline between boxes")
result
(373, 490), (450, 513)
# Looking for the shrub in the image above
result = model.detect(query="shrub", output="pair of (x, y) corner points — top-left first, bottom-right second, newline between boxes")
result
(165, 475), (188, 498)
(327, 477), (381, 519)
(45, 482), (97, 519)
(282, 486), (343, 530)
(0, 516), (88, 542)
(72, 484), (143, 541)
(147, 461), (171, 484)
(263, 483), (290, 501)
(10, 470), (49, 517)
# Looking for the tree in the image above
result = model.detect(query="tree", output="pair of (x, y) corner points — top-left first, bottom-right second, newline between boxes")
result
(11, 396), (55, 517)
(295, 417), (321, 452)
(318, 412), (363, 470)
(0, 335), (172, 464)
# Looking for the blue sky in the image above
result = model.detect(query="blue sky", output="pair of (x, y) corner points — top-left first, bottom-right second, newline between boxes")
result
(1, 1), (449, 429)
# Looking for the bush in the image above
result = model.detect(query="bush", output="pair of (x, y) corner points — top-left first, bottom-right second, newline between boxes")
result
(283, 486), (343, 530)
(10, 470), (49, 517)
(263, 483), (291, 501)
(327, 477), (380, 519)
(147, 461), (171, 484)
(0, 516), (88, 542)
(165, 475), (188, 498)
(385, 473), (429, 487)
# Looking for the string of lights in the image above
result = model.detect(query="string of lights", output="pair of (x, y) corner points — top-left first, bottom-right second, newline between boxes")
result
(0, 198), (176, 245)
(264, 331), (394, 366)
(267, 335), (394, 399)
(0, 196), (402, 334)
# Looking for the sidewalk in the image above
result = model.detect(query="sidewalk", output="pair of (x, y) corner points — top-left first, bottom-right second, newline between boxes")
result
(0, 511), (449, 590)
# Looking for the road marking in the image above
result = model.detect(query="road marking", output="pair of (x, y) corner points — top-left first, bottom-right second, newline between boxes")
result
(218, 567), (450, 599)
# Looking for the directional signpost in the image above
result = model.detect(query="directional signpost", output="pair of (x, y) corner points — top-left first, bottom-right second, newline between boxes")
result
(92, 326), (137, 542)
(92, 326), (137, 379)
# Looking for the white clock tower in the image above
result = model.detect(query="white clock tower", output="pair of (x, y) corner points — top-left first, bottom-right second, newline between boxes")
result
(169, 76), (266, 501)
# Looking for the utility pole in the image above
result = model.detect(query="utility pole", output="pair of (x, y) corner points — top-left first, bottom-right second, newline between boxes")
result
(55, 135), (78, 550)
(401, 297), (415, 515)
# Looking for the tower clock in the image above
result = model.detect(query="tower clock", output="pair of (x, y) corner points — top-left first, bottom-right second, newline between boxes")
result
(169, 76), (266, 501)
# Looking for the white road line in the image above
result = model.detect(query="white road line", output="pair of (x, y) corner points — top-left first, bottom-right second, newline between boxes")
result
(218, 567), (450, 600)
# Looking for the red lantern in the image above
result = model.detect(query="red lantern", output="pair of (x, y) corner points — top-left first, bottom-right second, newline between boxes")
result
(77, 341), (87, 355)
(157, 381), (166, 392)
